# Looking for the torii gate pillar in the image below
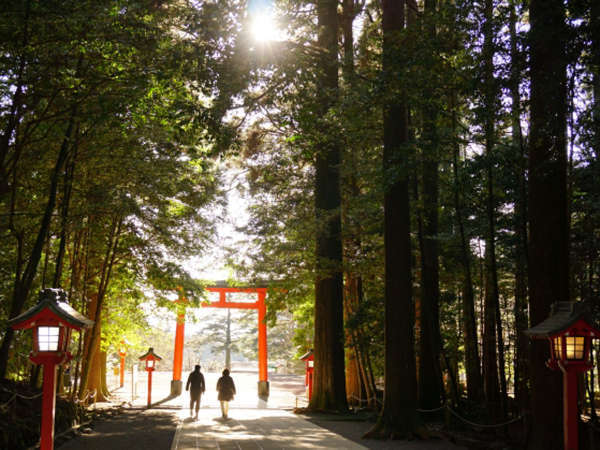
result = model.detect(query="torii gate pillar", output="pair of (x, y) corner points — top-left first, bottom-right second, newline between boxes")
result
(204, 286), (270, 400)
(257, 289), (269, 398)
(170, 291), (187, 396)
(169, 284), (270, 400)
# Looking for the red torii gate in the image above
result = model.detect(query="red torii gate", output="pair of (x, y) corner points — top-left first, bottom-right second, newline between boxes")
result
(170, 283), (269, 399)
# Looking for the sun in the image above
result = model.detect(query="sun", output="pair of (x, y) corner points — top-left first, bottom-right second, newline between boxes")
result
(250, 12), (280, 42)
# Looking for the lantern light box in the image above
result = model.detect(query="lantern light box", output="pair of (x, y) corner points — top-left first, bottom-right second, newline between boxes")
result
(10, 288), (93, 364)
(9, 288), (93, 450)
(525, 301), (600, 450)
(139, 347), (162, 407)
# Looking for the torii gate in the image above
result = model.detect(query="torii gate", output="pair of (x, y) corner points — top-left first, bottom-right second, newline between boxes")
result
(170, 283), (269, 399)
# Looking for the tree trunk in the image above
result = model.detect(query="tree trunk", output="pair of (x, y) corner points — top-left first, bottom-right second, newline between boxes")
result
(366, 0), (421, 437)
(527, 0), (568, 447)
(344, 276), (367, 406)
(71, 222), (91, 399)
(480, 0), (503, 419)
(78, 216), (122, 398)
(345, 345), (362, 407)
(357, 331), (378, 408)
(593, 0), (600, 159)
(53, 144), (77, 288)
(483, 244), (501, 415)
(86, 325), (108, 402)
(451, 95), (483, 403)
(418, 0), (443, 412)
(586, 370), (597, 421)
(495, 294), (507, 414)
(341, 0), (367, 408)
(342, 0), (357, 82)
(310, 0), (347, 412)
(41, 230), (51, 289)
(0, 110), (76, 379)
(0, 0), (30, 197)
(79, 291), (100, 399)
(511, 10), (530, 405)
(100, 351), (110, 398)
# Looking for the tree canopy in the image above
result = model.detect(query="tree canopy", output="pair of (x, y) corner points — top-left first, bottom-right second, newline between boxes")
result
(1, 0), (600, 448)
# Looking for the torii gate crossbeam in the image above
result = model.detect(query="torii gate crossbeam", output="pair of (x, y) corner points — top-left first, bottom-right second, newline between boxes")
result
(169, 285), (269, 400)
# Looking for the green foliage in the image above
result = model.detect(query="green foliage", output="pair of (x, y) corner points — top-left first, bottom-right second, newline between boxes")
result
(1, 0), (598, 427)
(0, 0), (250, 380)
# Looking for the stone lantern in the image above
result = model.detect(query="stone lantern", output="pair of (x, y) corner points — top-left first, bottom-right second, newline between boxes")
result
(525, 301), (600, 450)
(9, 288), (93, 450)
(139, 347), (162, 407)
(300, 349), (314, 401)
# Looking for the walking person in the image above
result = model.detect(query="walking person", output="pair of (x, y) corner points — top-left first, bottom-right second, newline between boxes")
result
(216, 368), (236, 419)
(185, 365), (205, 419)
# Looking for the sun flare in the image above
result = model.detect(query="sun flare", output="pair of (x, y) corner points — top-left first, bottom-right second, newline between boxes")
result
(250, 12), (280, 42)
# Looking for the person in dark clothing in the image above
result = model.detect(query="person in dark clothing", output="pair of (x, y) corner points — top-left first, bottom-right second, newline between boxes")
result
(185, 365), (205, 419)
(216, 368), (236, 419)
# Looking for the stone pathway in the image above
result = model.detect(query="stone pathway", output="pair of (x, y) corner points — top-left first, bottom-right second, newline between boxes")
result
(58, 371), (466, 450)
(171, 407), (366, 449)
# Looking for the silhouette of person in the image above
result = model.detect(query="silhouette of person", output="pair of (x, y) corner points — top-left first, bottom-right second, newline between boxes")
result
(216, 368), (236, 419)
(185, 365), (205, 419)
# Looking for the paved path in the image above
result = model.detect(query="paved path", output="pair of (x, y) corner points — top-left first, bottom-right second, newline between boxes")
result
(59, 370), (465, 450)
(153, 371), (366, 448)
(171, 407), (366, 449)
(58, 406), (179, 450)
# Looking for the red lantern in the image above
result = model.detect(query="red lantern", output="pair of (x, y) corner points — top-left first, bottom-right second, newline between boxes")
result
(525, 302), (600, 450)
(9, 289), (93, 450)
(139, 347), (162, 407)
(300, 349), (314, 401)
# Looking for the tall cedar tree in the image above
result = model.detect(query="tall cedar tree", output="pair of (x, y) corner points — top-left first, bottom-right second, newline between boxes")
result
(418, 0), (443, 411)
(593, 0), (600, 155)
(450, 93), (483, 402)
(341, 0), (369, 407)
(481, 0), (502, 417)
(78, 216), (122, 400)
(309, 0), (347, 412)
(365, 0), (421, 437)
(508, 0), (529, 410)
(527, 0), (568, 448)
(446, 6), (483, 403)
(0, 108), (75, 379)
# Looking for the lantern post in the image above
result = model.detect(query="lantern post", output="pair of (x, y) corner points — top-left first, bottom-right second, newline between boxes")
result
(9, 289), (93, 450)
(139, 347), (162, 407)
(300, 349), (314, 401)
(525, 302), (600, 450)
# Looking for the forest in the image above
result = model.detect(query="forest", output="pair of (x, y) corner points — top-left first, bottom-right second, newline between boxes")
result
(0, 0), (599, 449)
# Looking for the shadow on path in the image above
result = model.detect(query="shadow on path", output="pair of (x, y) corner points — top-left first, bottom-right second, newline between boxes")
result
(57, 406), (178, 450)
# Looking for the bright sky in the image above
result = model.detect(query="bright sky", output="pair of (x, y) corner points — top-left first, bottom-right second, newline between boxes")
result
(183, 2), (284, 282)
(184, 166), (249, 282)
(248, 0), (285, 43)
(149, 0), (285, 333)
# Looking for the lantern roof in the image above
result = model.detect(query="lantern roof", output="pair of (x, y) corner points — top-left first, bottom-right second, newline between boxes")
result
(300, 349), (314, 361)
(9, 288), (93, 331)
(139, 347), (162, 361)
(525, 302), (600, 338)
